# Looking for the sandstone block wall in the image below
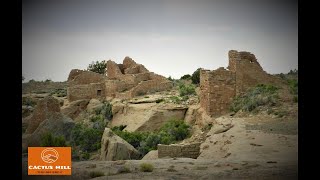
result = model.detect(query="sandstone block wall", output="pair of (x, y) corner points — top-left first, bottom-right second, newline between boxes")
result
(67, 57), (172, 101)
(158, 143), (201, 159)
(200, 50), (283, 117)
(133, 72), (150, 83)
(228, 50), (277, 95)
(106, 60), (124, 79)
(67, 83), (105, 102)
(131, 80), (173, 97)
(68, 70), (105, 86)
(200, 68), (236, 117)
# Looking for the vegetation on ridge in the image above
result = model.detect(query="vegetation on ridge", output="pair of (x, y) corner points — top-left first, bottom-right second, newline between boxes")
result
(112, 119), (191, 157)
(87, 60), (106, 74)
(230, 84), (279, 113)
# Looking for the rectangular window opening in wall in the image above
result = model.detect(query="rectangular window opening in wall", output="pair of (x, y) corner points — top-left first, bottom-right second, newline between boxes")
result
(97, 90), (102, 96)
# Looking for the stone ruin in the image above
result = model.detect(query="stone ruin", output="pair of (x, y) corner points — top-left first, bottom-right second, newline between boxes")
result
(158, 143), (201, 159)
(200, 50), (283, 117)
(67, 57), (173, 101)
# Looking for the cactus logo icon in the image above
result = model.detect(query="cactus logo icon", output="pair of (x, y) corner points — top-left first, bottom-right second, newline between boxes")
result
(41, 148), (59, 163)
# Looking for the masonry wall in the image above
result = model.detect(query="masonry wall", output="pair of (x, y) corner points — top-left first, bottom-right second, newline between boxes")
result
(228, 50), (279, 95)
(158, 143), (201, 159)
(200, 50), (284, 117)
(106, 60), (124, 79)
(68, 57), (173, 102)
(67, 83), (105, 101)
(68, 70), (105, 86)
(200, 68), (236, 117)
(130, 80), (173, 97)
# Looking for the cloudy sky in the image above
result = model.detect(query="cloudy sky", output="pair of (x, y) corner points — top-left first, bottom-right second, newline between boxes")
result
(22, 0), (297, 82)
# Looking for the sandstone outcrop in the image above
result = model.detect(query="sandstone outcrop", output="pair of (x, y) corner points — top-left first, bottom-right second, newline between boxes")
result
(86, 98), (104, 113)
(25, 96), (60, 134)
(61, 99), (90, 119)
(100, 128), (140, 161)
(22, 113), (75, 152)
(142, 150), (158, 160)
(111, 103), (188, 132)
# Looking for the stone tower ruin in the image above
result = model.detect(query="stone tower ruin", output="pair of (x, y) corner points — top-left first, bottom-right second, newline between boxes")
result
(200, 50), (282, 117)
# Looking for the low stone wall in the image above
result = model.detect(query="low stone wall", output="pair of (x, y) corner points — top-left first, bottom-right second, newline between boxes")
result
(158, 143), (201, 159)
(131, 80), (173, 97)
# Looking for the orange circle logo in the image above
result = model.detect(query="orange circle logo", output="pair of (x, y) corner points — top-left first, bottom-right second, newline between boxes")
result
(41, 148), (59, 163)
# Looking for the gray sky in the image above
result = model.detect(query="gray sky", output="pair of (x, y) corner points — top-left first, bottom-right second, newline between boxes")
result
(22, 0), (298, 82)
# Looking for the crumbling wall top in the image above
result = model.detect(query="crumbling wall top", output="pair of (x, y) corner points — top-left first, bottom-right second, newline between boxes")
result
(67, 69), (105, 86)
(123, 56), (137, 69)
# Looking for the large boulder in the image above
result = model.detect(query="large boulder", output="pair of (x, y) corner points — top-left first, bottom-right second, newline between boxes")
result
(184, 105), (200, 125)
(22, 112), (75, 152)
(142, 150), (158, 160)
(25, 96), (61, 134)
(61, 99), (90, 119)
(111, 101), (125, 115)
(111, 103), (188, 132)
(86, 98), (103, 113)
(100, 128), (140, 161)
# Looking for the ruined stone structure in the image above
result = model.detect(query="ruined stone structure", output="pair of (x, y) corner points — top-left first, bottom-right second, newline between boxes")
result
(200, 50), (282, 117)
(67, 57), (173, 101)
(158, 143), (201, 159)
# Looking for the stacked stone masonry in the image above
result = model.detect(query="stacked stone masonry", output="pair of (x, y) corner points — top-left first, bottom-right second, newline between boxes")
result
(158, 143), (201, 159)
(67, 57), (173, 101)
(200, 50), (283, 117)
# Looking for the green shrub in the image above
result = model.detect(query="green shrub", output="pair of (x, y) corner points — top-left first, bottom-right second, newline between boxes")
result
(112, 119), (190, 157)
(87, 60), (106, 74)
(180, 74), (191, 80)
(144, 96), (149, 98)
(287, 79), (298, 95)
(90, 114), (104, 122)
(160, 119), (191, 141)
(29, 79), (36, 83)
(111, 128), (147, 148)
(40, 132), (68, 147)
(95, 101), (113, 120)
(140, 163), (154, 172)
(168, 76), (174, 81)
(50, 88), (67, 97)
(191, 68), (201, 84)
(22, 97), (36, 107)
(170, 96), (181, 104)
(89, 171), (105, 178)
(179, 83), (196, 96)
(71, 123), (104, 152)
(288, 69), (298, 75)
(230, 84), (279, 113)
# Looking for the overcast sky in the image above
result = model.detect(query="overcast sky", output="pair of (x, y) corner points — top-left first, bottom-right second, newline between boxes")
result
(22, 0), (298, 82)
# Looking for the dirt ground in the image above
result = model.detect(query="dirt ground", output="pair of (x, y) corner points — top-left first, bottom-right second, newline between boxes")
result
(22, 114), (298, 179)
